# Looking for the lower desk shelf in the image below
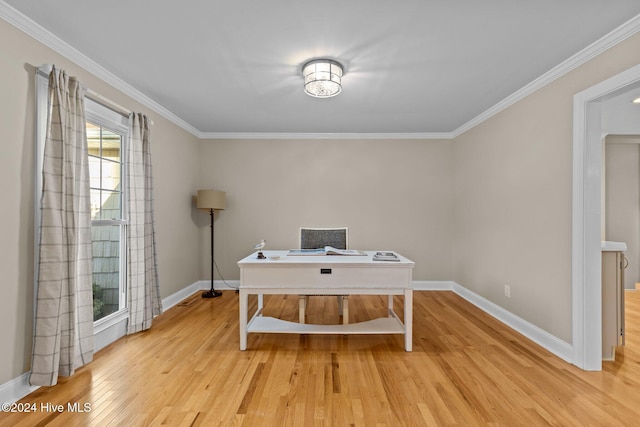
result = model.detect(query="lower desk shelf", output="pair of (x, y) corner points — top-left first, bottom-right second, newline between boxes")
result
(247, 312), (405, 335)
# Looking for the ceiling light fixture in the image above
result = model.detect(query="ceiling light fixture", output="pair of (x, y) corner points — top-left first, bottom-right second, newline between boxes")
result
(633, 97), (640, 104)
(303, 59), (343, 98)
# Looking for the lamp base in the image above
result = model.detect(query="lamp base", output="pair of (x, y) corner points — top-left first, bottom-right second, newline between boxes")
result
(257, 251), (266, 259)
(202, 289), (222, 298)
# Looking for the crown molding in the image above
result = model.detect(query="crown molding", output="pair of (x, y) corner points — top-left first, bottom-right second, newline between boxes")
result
(0, 1), (200, 137)
(2, 2), (639, 141)
(196, 131), (453, 140)
(451, 12), (640, 138)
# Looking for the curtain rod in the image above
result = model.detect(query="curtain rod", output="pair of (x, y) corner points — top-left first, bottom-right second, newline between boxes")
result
(36, 64), (154, 125)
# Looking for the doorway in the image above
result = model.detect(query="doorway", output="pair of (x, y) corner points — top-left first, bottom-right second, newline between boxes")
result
(573, 64), (640, 370)
(604, 135), (640, 292)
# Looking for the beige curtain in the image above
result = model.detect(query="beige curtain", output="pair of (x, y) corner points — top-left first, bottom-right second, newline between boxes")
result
(127, 113), (162, 334)
(30, 67), (94, 386)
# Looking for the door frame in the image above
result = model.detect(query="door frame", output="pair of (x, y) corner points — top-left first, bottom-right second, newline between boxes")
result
(572, 63), (640, 370)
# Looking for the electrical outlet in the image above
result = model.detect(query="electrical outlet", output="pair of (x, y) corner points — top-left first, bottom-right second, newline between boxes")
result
(504, 285), (511, 298)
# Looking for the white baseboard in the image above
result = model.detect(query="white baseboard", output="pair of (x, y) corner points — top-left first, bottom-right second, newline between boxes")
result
(412, 280), (456, 291)
(94, 313), (128, 352)
(0, 372), (39, 406)
(162, 281), (204, 311)
(1, 279), (573, 404)
(416, 281), (573, 363)
(451, 282), (573, 363)
(198, 279), (241, 291)
(161, 280), (238, 311)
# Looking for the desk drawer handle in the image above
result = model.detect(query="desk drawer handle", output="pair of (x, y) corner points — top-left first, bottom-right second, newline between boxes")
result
(320, 268), (332, 274)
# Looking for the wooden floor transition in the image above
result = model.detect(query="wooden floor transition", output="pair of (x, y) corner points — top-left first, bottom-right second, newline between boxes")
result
(2, 290), (640, 426)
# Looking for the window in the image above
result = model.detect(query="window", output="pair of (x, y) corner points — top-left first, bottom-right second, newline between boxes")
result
(85, 103), (129, 323)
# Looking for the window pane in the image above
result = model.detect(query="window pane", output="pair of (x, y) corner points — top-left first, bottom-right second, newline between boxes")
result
(90, 190), (122, 220)
(101, 129), (121, 162)
(92, 225), (121, 321)
(88, 156), (101, 189)
(100, 190), (121, 220)
(101, 158), (121, 191)
(86, 121), (123, 217)
(90, 189), (101, 220)
(86, 122), (101, 155)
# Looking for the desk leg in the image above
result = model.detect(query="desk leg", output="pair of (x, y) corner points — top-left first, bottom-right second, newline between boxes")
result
(299, 296), (306, 324)
(239, 289), (248, 350)
(342, 296), (349, 325)
(388, 294), (394, 315)
(258, 294), (264, 314)
(404, 289), (413, 352)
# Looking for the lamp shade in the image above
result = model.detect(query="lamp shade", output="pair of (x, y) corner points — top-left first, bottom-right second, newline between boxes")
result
(197, 189), (226, 210)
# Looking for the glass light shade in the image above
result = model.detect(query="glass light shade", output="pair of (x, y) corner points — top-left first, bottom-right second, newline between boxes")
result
(197, 189), (226, 210)
(303, 59), (343, 98)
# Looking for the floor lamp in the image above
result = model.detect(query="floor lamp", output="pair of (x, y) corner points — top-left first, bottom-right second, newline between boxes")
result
(197, 189), (226, 298)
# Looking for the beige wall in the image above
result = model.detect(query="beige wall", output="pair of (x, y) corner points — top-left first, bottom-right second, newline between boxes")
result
(196, 139), (454, 282)
(0, 19), (202, 384)
(453, 32), (640, 343)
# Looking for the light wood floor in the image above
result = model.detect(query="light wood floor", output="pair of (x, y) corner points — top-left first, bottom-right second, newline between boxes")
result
(2, 290), (640, 426)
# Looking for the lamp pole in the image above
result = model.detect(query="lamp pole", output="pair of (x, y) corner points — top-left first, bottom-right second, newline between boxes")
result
(196, 189), (225, 298)
(202, 208), (222, 298)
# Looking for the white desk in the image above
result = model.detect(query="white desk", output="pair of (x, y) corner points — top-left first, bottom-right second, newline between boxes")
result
(237, 250), (415, 351)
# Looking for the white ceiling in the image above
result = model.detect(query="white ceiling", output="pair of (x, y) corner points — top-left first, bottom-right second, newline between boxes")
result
(4, 0), (640, 138)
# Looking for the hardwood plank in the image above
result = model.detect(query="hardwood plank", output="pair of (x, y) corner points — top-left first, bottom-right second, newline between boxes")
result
(2, 290), (640, 426)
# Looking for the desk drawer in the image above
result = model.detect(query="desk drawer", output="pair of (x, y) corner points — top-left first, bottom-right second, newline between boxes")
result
(241, 266), (411, 289)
